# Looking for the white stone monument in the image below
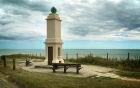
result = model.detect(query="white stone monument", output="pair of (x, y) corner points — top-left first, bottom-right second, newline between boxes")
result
(44, 7), (64, 65)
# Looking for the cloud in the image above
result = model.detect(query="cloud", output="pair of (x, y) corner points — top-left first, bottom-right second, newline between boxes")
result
(0, 0), (50, 12)
(11, 9), (30, 16)
(0, 0), (140, 43)
(0, 27), (45, 42)
(0, 0), (49, 42)
(0, 20), (13, 26)
(61, 0), (140, 40)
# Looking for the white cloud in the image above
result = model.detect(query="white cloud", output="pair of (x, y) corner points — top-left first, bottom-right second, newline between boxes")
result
(0, 0), (140, 43)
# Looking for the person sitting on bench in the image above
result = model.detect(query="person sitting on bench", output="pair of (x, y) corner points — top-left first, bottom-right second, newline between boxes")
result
(25, 58), (32, 66)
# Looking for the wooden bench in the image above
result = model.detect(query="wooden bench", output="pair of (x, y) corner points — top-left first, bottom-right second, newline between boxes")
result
(25, 59), (32, 66)
(52, 63), (83, 74)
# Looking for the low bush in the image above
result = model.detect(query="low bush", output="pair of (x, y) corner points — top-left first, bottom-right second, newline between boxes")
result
(67, 54), (140, 72)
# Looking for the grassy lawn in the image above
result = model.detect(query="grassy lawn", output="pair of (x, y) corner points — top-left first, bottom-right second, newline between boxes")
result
(116, 70), (140, 79)
(0, 57), (140, 88)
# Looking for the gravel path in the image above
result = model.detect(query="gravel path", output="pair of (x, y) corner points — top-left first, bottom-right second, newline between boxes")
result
(19, 62), (140, 81)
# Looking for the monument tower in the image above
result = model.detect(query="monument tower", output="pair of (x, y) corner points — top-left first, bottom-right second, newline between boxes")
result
(44, 7), (64, 65)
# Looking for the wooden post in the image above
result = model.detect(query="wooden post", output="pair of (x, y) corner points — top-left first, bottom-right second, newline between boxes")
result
(76, 53), (78, 59)
(4, 59), (6, 67)
(53, 65), (55, 73)
(32, 53), (33, 58)
(64, 65), (66, 73)
(13, 59), (16, 70)
(107, 53), (108, 60)
(90, 53), (92, 57)
(40, 53), (41, 58)
(128, 53), (130, 61)
(76, 64), (79, 74)
(66, 53), (68, 59)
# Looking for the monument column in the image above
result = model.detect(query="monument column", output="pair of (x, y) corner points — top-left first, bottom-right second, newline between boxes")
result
(44, 7), (64, 65)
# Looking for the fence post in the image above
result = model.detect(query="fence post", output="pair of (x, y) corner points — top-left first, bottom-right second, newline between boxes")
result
(40, 53), (41, 58)
(36, 53), (37, 58)
(1, 55), (6, 67)
(107, 53), (108, 59)
(32, 53), (34, 58)
(4, 58), (6, 67)
(90, 53), (92, 57)
(128, 53), (129, 61)
(76, 53), (78, 59)
(66, 53), (68, 59)
(92, 54), (93, 57)
(13, 59), (16, 70)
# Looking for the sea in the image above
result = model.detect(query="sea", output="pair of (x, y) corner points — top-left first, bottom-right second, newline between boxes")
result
(0, 49), (140, 60)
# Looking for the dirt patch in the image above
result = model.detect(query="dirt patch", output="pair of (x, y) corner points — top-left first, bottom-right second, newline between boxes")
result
(19, 62), (140, 81)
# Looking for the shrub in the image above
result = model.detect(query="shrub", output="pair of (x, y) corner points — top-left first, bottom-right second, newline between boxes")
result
(67, 54), (140, 72)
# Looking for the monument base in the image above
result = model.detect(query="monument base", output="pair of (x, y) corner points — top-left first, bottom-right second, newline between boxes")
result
(43, 58), (64, 65)
(43, 59), (48, 65)
(52, 59), (64, 64)
(34, 61), (48, 66)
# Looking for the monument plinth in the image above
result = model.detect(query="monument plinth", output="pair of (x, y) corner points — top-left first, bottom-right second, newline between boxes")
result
(44, 7), (64, 65)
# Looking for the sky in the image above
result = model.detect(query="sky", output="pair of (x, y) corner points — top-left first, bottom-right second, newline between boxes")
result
(0, 0), (140, 49)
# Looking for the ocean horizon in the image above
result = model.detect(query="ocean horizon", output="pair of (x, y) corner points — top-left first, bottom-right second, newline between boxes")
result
(0, 49), (140, 59)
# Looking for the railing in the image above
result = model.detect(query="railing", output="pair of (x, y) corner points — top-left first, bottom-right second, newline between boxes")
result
(9, 53), (45, 59)
(63, 53), (140, 60)
(5, 52), (140, 60)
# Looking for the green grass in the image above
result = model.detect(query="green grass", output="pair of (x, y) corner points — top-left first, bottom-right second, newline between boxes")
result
(0, 55), (140, 88)
(116, 70), (140, 79)
(1, 66), (140, 88)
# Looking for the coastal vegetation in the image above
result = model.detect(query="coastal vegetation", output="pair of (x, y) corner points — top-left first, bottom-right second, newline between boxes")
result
(66, 54), (140, 79)
(6, 53), (45, 60)
(67, 54), (140, 70)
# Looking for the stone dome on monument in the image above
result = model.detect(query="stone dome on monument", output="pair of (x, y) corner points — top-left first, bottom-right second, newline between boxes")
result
(51, 6), (57, 13)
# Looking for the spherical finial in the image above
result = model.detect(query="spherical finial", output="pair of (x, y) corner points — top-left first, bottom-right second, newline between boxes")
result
(51, 6), (57, 13)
